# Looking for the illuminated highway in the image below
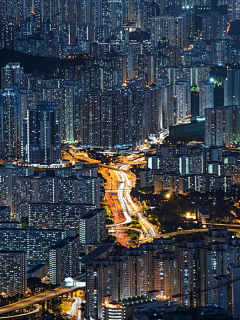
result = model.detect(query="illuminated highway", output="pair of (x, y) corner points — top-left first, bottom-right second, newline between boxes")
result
(0, 284), (84, 316)
(105, 162), (159, 243)
(66, 297), (82, 318)
(114, 227), (145, 240)
(160, 228), (240, 238)
(62, 150), (159, 243)
(0, 305), (41, 319)
(107, 169), (132, 226)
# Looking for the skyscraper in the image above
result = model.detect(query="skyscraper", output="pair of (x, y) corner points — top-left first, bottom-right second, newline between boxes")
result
(224, 69), (240, 106)
(49, 236), (80, 285)
(150, 15), (187, 49)
(173, 79), (191, 121)
(29, 203), (95, 233)
(0, 251), (26, 296)
(79, 209), (106, 244)
(205, 105), (240, 147)
(81, 88), (134, 148)
(227, 0), (240, 22)
(227, 264), (240, 319)
(24, 100), (60, 165)
(202, 12), (227, 41)
(212, 40), (226, 66)
(199, 79), (214, 117)
(0, 226), (65, 263)
(205, 107), (230, 147)
(0, 88), (21, 159)
(1, 62), (24, 89)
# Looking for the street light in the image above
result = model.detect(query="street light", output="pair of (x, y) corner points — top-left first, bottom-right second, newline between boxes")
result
(186, 212), (191, 218)
(165, 193), (171, 199)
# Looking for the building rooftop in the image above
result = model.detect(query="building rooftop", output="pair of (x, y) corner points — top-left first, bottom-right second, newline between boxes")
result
(81, 208), (104, 219)
(50, 235), (79, 249)
(82, 243), (114, 264)
(0, 205), (10, 211)
(27, 264), (46, 274)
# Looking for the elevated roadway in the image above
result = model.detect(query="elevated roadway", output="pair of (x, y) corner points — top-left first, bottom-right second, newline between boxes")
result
(0, 305), (41, 319)
(0, 284), (84, 316)
(204, 222), (240, 229)
(104, 162), (159, 242)
(160, 228), (240, 238)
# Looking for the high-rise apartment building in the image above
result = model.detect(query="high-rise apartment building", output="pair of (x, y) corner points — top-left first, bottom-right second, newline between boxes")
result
(38, 79), (83, 141)
(0, 251), (26, 296)
(0, 23), (17, 49)
(85, 230), (240, 319)
(132, 101), (148, 146)
(212, 40), (226, 66)
(79, 209), (106, 244)
(24, 100), (61, 165)
(202, 12), (227, 41)
(0, 226), (65, 263)
(229, 105), (240, 144)
(227, 264), (240, 319)
(144, 85), (161, 134)
(160, 84), (174, 130)
(81, 88), (134, 148)
(12, 174), (100, 220)
(173, 80), (191, 121)
(1, 62), (24, 89)
(0, 163), (100, 219)
(0, 205), (11, 221)
(224, 69), (240, 106)
(49, 236), (80, 285)
(85, 239), (176, 319)
(28, 202), (95, 235)
(213, 276), (228, 310)
(0, 88), (21, 159)
(153, 251), (175, 304)
(227, 0), (240, 22)
(150, 15), (187, 48)
(199, 79), (214, 117)
(176, 240), (205, 307)
(62, 80), (83, 141)
(86, 259), (114, 320)
(0, 163), (34, 213)
(205, 107), (230, 147)
(205, 105), (240, 147)
(19, 89), (37, 154)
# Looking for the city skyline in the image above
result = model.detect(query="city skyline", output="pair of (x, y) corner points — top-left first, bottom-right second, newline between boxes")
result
(1, 0), (240, 319)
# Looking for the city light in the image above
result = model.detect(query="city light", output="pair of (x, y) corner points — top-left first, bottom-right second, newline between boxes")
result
(0, 2), (240, 319)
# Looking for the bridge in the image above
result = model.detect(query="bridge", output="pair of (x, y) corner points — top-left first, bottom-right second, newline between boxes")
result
(204, 222), (240, 229)
(0, 305), (41, 319)
(160, 228), (240, 238)
(0, 278), (85, 318)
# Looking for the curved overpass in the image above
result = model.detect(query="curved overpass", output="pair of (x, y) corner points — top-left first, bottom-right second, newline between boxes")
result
(0, 304), (41, 319)
(0, 285), (84, 316)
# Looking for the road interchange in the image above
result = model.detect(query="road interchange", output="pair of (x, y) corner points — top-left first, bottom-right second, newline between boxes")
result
(104, 162), (159, 244)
